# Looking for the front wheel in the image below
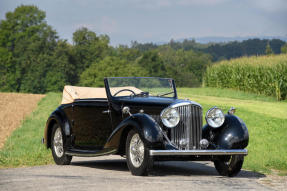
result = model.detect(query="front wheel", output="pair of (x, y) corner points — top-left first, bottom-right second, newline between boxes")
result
(51, 124), (72, 165)
(126, 129), (153, 176)
(214, 155), (244, 177)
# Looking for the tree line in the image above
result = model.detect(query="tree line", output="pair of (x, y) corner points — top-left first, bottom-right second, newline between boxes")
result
(0, 5), (211, 93)
(132, 38), (287, 61)
(0, 5), (286, 94)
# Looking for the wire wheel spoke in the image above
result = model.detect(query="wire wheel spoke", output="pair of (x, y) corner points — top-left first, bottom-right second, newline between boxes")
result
(53, 128), (64, 158)
(129, 133), (144, 168)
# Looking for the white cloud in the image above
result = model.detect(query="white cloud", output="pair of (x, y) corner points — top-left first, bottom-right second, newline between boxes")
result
(104, 0), (230, 9)
(110, 0), (287, 11)
(74, 16), (118, 35)
(250, 0), (287, 12)
(177, 0), (230, 6)
(99, 16), (118, 34)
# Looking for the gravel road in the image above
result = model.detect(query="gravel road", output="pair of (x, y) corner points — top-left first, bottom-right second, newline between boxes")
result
(0, 155), (275, 191)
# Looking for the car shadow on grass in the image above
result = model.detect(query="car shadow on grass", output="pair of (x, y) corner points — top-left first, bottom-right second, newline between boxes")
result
(71, 158), (265, 178)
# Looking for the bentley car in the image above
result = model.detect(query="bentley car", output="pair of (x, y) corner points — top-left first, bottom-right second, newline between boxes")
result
(43, 77), (249, 176)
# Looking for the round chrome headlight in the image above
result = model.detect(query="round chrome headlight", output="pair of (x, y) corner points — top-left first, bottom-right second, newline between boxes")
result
(160, 107), (180, 128)
(205, 107), (225, 128)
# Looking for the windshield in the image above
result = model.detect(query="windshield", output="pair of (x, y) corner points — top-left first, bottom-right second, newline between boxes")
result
(107, 77), (176, 98)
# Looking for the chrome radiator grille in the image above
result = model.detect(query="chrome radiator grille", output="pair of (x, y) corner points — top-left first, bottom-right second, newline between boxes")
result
(151, 103), (202, 150)
(172, 104), (202, 149)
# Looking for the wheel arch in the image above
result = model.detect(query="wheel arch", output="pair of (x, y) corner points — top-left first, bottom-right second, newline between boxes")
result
(44, 109), (70, 149)
(202, 114), (249, 149)
(45, 118), (58, 148)
(104, 113), (164, 154)
(118, 125), (134, 155)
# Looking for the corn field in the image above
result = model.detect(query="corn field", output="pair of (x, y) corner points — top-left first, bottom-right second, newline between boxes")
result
(204, 54), (287, 101)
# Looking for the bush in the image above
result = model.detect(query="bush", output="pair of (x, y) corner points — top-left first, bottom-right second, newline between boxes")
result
(79, 56), (147, 87)
(204, 54), (287, 100)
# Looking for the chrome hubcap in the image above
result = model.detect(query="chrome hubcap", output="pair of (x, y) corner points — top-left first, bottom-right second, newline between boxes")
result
(129, 133), (144, 168)
(53, 128), (64, 157)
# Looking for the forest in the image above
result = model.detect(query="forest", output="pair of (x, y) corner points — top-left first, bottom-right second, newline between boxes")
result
(1, 5), (286, 94)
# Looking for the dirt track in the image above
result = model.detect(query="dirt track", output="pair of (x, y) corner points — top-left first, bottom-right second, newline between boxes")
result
(0, 155), (277, 191)
(0, 92), (44, 148)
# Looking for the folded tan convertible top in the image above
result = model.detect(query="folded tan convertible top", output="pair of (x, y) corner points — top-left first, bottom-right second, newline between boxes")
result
(61, 85), (142, 104)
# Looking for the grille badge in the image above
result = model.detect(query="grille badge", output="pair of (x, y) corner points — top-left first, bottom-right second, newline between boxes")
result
(179, 139), (187, 149)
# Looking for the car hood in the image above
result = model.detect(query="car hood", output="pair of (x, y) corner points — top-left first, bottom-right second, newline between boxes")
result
(112, 96), (200, 115)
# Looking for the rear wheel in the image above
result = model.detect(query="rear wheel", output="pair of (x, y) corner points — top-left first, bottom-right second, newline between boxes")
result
(126, 129), (153, 176)
(214, 155), (244, 177)
(51, 124), (72, 165)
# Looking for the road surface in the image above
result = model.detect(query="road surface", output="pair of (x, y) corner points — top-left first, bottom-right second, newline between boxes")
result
(0, 155), (276, 191)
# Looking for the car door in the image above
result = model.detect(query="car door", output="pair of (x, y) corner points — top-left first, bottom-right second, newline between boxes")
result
(72, 99), (112, 149)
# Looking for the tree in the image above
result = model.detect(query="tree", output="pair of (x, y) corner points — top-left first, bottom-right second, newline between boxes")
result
(44, 40), (77, 92)
(136, 50), (167, 77)
(0, 5), (58, 93)
(112, 45), (141, 61)
(281, 43), (287, 54)
(131, 41), (157, 52)
(79, 56), (147, 87)
(72, 27), (110, 77)
(0, 48), (15, 91)
(265, 42), (273, 55)
(157, 47), (211, 87)
(269, 39), (285, 54)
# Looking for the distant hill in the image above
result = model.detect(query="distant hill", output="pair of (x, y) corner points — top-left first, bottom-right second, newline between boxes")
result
(183, 36), (287, 44)
(135, 38), (287, 61)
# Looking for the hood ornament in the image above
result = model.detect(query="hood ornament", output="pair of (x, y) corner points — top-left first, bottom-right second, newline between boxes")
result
(228, 107), (236, 115)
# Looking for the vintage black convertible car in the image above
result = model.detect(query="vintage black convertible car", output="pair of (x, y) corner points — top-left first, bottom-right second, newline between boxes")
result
(43, 77), (248, 176)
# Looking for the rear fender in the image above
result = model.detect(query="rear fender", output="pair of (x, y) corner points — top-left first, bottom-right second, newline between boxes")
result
(44, 108), (71, 148)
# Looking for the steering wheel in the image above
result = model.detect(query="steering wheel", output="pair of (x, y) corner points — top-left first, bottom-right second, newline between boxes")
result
(113, 89), (136, 96)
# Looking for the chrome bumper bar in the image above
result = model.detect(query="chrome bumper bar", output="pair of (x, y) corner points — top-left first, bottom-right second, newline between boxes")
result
(149, 149), (248, 156)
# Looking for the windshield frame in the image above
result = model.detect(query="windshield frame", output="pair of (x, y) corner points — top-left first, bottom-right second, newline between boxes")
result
(104, 77), (177, 99)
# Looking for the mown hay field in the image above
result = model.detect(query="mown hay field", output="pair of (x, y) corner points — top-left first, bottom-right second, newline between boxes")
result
(0, 93), (44, 149)
(204, 54), (287, 101)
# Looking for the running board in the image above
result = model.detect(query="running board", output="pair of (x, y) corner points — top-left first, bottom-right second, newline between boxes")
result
(66, 148), (117, 157)
(149, 149), (248, 156)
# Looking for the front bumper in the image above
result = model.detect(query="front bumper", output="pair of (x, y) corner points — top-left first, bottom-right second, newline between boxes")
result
(149, 149), (248, 156)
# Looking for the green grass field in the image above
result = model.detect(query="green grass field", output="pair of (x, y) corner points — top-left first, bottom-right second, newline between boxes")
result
(1, 88), (286, 175)
(178, 88), (287, 174)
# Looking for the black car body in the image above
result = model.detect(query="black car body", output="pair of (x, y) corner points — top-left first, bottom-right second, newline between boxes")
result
(44, 77), (249, 176)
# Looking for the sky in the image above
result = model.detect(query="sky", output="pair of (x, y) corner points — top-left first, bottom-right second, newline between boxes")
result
(1, 0), (287, 46)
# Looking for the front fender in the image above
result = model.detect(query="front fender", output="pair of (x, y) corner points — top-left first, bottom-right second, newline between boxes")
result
(202, 115), (249, 149)
(104, 113), (163, 150)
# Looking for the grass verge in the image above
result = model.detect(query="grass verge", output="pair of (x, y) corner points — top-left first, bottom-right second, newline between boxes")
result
(178, 87), (277, 102)
(178, 88), (287, 174)
(0, 93), (61, 168)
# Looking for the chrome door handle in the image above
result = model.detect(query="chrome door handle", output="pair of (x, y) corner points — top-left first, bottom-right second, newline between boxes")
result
(102, 110), (110, 114)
